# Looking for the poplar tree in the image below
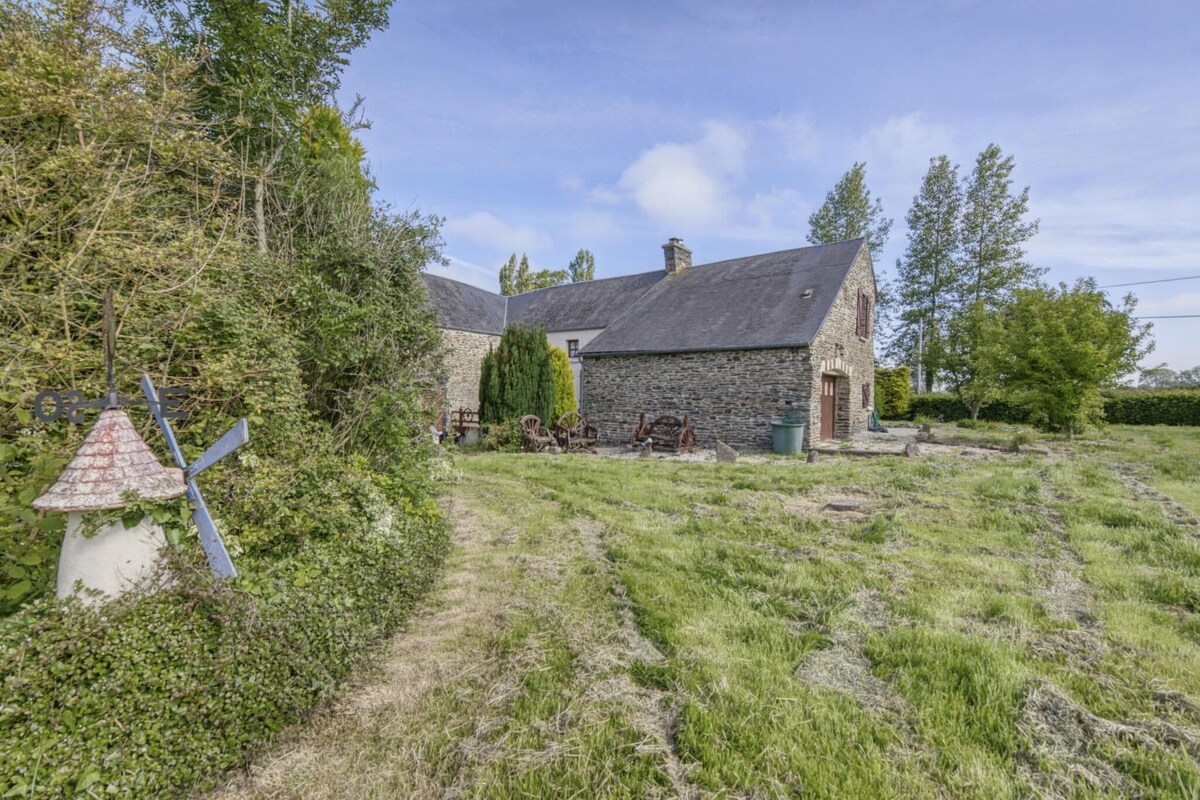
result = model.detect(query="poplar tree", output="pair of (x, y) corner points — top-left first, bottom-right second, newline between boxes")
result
(498, 253), (567, 295)
(891, 156), (963, 391)
(958, 144), (1042, 308)
(807, 162), (893, 261)
(568, 249), (595, 282)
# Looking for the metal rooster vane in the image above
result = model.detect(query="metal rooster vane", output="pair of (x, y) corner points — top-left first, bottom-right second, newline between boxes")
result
(34, 289), (248, 580)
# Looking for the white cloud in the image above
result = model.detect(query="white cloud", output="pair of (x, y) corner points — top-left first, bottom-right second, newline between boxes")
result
(763, 113), (823, 164)
(565, 210), (626, 244)
(617, 121), (747, 228)
(442, 211), (553, 254)
(745, 188), (810, 232)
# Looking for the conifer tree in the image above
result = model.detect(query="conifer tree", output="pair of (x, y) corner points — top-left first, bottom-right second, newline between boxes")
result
(548, 345), (577, 419)
(479, 324), (554, 424)
(807, 162), (893, 261)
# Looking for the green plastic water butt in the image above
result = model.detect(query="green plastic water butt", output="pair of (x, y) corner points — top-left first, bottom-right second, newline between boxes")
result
(770, 421), (806, 455)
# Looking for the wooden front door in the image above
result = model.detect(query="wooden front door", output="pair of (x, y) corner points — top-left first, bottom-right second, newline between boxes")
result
(820, 375), (836, 440)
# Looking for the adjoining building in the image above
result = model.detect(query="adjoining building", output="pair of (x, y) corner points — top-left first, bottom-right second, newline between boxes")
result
(422, 237), (876, 450)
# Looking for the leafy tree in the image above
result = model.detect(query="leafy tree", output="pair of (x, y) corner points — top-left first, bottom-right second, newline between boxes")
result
(498, 253), (567, 295)
(478, 324), (554, 424)
(807, 162), (893, 261)
(996, 281), (1152, 435)
(891, 156), (963, 391)
(941, 302), (1005, 420)
(1139, 365), (1200, 388)
(568, 249), (595, 282)
(958, 144), (1043, 307)
(149, 0), (390, 253)
(548, 345), (577, 419)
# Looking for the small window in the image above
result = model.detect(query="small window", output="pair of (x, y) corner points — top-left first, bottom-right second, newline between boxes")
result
(567, 339), (579, 358)
(856, 290), (871, 338)
(862, 383), (871, 409)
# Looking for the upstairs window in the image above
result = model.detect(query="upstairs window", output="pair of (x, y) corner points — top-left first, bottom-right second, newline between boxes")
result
(567, 339), (579, 358)
(856, 290), (871, 338)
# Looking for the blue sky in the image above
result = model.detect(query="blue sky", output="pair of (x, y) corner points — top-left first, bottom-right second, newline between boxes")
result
(339, 0), (1200, 370)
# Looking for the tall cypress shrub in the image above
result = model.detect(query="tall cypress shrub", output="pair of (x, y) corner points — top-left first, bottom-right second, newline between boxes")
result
(479, 324), (553, 424)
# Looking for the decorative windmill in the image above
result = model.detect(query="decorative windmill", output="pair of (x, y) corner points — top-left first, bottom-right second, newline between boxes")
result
(31, 290), (248, 601)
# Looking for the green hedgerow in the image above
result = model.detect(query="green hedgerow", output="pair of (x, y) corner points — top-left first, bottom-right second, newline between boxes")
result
(0, 502), (448, 799)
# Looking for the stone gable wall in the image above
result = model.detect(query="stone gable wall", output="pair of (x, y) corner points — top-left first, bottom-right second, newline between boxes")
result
(581, 347), (813, 450)
(806, 248), (877, 444)
(440, 328), (499, 414)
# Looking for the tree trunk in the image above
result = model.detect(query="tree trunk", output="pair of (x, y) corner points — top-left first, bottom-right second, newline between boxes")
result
(254, 176), (267, 253)
(970, 402), (980, 421)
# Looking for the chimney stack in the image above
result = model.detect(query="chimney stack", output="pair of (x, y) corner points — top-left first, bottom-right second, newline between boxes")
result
(662, 237), (692, 275)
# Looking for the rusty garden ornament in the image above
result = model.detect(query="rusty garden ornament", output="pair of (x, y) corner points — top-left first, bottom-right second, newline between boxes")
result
(30, 291), (248, 603)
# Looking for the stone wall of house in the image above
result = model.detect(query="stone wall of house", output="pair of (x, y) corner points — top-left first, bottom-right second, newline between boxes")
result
(441, 328), (499, 414)
(581, 347), (813, 450)
(805, 247), (877, 445)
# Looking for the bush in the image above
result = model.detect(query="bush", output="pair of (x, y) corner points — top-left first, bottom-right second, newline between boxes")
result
(874, 367), (911, 418)
(0, 504), (449, 798)
(907, 394), (1031, 424)
(1101, 389), (1200, 426)
(481, 421), (523, 452)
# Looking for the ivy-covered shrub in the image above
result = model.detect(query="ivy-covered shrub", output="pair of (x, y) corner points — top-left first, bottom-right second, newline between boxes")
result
(0, 500), (448, 799)
(1101, 389), (1200, 426)
(874, 367), (912, 419)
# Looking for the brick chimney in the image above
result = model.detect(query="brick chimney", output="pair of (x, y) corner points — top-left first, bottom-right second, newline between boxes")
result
(662, 237), (692, 275)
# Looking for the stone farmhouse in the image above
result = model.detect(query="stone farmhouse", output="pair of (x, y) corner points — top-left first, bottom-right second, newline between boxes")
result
(421, 237), (877, 450)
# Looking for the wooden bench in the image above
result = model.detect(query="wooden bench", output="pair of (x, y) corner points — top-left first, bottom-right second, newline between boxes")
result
(452, 407), (480, 443)
(629, 412), (697, 453)
(520, 415), (555, 453)
(554, 411), (598, 452)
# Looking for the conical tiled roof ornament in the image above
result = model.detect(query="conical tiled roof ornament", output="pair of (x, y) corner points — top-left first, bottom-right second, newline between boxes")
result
(27, 289), (248, 603)
(32, 409), (186, 512)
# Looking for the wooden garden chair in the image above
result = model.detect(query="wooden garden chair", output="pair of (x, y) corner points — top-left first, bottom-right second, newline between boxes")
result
(554, 411), (598, 452)
(520, 415), (555, 453)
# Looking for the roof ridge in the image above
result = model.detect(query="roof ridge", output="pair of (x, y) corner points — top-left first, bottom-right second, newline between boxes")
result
(508, 269), (663, 298)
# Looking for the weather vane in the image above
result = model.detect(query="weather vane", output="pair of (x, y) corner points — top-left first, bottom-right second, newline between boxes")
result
(32, 290), (187, 424)
(33, 289), (248, 580)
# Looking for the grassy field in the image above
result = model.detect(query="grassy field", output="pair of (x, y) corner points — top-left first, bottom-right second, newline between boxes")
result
(216, 424), (1200, 799)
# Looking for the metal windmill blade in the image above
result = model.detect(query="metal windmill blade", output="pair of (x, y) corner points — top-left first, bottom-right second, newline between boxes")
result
(141, 375), (247, 580)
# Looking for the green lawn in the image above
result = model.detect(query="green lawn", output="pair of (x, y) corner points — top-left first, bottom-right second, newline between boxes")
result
(217, 425), (1200, 799)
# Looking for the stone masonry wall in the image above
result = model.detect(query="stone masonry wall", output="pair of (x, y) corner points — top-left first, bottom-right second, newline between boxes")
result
(581, 347), (813, 450)
(441, 328), (499, 414)
(805, 247), (877, 447)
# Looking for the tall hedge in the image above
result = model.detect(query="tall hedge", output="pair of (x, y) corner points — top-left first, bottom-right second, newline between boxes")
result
(904, 390), (1200, 427)
(478, 324), (555, 424)
(874, 366), (912, 418)
(1101, 389), (1200, 426)
(0, 499), (448, 798)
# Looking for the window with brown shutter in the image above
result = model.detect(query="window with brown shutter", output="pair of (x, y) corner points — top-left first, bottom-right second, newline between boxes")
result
(856, 290), (871, 337)
(862, 383), (871, 409)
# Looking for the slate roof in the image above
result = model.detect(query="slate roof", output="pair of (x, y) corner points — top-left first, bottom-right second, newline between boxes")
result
(33, 409), (187, 512)
(581, 239), (868, 356)
(421, 273), (507, 335)
(507, 271), (663, 332)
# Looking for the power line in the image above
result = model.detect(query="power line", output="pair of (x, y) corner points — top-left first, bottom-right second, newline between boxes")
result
(1098, 274), (1200, 289)
(1135, 315), (1200, 319)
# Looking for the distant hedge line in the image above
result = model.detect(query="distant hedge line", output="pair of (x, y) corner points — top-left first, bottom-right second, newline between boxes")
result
(1101, 390), (1200, 426)
(901, 390), (1200, 427)
(0, 503), (448, 799)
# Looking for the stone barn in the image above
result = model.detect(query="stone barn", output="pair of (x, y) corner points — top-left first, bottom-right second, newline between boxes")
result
(423, 237), (876, 450)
